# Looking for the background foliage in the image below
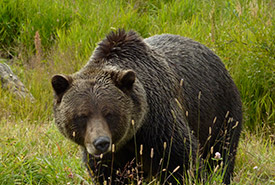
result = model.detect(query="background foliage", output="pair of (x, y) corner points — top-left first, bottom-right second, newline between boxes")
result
(0, 0), (274, 184)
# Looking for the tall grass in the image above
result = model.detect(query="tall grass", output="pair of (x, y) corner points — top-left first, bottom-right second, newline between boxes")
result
(0, 0), (273, 130)
(0, 0), (274, 184)
(0, 0), (73, 55)
(0, 119), (274, 184)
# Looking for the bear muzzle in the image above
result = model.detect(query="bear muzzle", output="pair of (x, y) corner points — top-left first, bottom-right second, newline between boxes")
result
(84, 117), (112, 157)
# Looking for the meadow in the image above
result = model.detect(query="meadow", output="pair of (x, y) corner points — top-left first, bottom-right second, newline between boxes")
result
(0, 0), (274, 184)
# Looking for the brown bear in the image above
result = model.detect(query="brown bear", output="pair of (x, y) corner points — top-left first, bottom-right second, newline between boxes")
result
(51, 29), (242, 184)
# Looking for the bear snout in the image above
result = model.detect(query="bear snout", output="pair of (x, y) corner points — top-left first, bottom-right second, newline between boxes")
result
(84, 117), (112, 156)
(93, 136), (110, 153)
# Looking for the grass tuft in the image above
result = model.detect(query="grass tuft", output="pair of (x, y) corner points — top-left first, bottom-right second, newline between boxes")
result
(0, 0), (274, 184)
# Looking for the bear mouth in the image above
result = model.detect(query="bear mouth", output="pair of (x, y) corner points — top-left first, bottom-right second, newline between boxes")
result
(93, 153), (103, 158)
(85, 143), (110, 158)
(91, 151), (109, 159)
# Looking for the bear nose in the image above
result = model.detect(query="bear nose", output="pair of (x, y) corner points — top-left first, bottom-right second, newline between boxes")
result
(93, 136), (110, 153)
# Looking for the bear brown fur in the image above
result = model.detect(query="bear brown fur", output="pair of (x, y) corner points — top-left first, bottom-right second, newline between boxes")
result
(51, 29), (242, 184)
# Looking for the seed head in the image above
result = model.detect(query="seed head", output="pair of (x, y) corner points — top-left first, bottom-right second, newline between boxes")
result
(140, 144), (143, 155)
(173, 166), (180, 173)
(163, 142), (167, 150)
(175, 98), (183, 110)
(225, 111), (230, 118)
(180, 79), (184, 87)
(213, 117), (217, 124)
(211, 146), (214, 154)
(150, 148), (154, 159)
(112, 144), (115, 152)
(232, 121), (239, 129)
(214, 165), (219, 173)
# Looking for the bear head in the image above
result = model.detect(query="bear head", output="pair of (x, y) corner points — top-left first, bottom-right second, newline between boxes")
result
(51, 67), (147, 157)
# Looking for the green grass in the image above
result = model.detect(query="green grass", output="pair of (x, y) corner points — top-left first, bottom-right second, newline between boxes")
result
(0, 119), (91, 184)
(1, 0), (273, 129)
(0, 0), (274, 184)
(0, 119), (274, 184)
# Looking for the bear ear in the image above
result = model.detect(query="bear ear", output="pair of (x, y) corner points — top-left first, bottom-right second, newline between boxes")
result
(111, 70), (136, 91)
(51, 74), (73, 103)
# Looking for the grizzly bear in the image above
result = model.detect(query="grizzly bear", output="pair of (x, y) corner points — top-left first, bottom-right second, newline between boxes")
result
(51, 29), (242, 184)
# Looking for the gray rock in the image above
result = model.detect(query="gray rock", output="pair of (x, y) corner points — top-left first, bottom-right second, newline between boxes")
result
(0, 62), (35, 101)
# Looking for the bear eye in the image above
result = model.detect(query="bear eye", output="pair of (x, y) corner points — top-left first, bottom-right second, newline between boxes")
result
(105, 112), (118, 124)
(73, 115), (88, 125)
(105, 113), (113, 120)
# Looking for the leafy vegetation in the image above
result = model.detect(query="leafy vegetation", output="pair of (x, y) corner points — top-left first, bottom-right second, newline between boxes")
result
(0, 0), (274, 184)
